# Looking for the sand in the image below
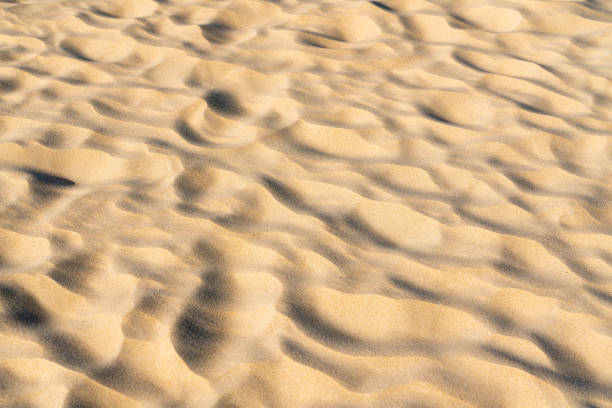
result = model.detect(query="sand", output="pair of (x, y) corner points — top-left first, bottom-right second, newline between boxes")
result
(0, 0), (610, 407)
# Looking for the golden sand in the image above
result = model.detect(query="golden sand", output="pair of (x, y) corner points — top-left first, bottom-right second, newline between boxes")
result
(0, 0), (610, 407)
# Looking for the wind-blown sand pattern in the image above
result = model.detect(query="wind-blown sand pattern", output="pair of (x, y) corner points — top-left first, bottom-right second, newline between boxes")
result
(0, 0), (611, 407)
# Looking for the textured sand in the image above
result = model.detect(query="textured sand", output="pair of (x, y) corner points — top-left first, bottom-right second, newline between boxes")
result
(0, 0), (611, 407)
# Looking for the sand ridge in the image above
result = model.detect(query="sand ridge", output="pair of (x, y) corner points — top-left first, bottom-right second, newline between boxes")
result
(0, 0), (610, 407)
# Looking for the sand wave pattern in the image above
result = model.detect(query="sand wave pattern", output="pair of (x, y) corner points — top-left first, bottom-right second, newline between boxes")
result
(0, 0), (611, 407)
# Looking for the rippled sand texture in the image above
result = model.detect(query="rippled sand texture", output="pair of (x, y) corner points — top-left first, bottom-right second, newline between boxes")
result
(0, 0), (611, 407)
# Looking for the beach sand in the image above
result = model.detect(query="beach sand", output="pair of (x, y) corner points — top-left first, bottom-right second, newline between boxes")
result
(0, 0), (611, 407)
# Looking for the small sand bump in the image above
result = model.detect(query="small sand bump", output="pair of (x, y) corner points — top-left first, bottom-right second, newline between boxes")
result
(330, 14), (381, 42)
(378, 0), (436, 12)
(423, 91), (494, 128)
(391, 69), (468, 90)
(0, 229), (50, 268)
(454, 49), (555, 82)
(98, 0), (158, 18)
(289, 120), (392, 160)
(509, 167), (596, 196)
(351, 200), (442, 250)
(367, 163), (441, 194)
(0, 172), (28, 209)
(403, 14), (470, 43)
(61, 37), (134, 63)
(190, 59), (285, 93)
(503, 236), (581, 286)
(269, 176), (363, 216)
(524, 6), (611, 36)
(444, 356), (572, 408)
(302, 286), (490, 346)
(215, 0), (285, 29)
(0, 143), (181, 186)
(455, 5), (524, 32)
(482, 74), (591, 117)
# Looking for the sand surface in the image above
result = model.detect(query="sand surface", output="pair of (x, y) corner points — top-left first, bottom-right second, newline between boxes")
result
(0, 0), (611, 407)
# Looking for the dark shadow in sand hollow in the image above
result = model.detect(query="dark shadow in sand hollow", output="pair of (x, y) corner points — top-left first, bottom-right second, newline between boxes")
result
(200, 22), (234, 44)
(205, 90), (243, 116)
(287, 299), (362, 349)
(27, 169), (76, 187)
(43, 332), (96, 369)
(171, 269), (230, 370)
(0, 284), (49, 328)
(49, 253), (94, 292)
(370, 1), (394, 11)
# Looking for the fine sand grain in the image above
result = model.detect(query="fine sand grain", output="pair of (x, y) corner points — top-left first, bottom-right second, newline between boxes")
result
(0, 0), (611, 407)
